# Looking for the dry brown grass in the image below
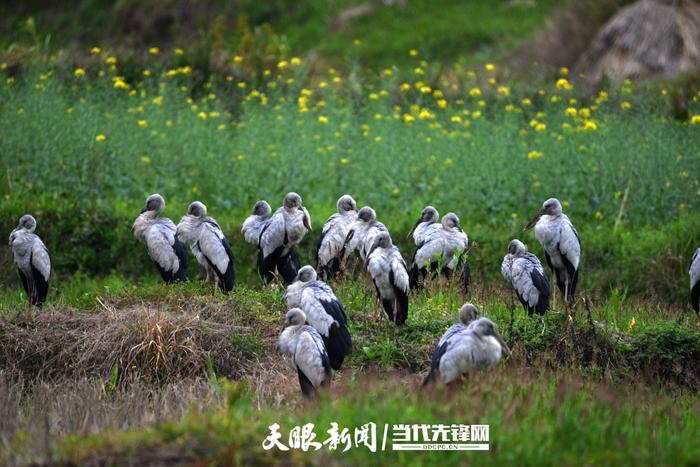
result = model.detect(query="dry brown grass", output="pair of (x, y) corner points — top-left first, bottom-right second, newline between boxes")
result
(0, 300), (261, 383)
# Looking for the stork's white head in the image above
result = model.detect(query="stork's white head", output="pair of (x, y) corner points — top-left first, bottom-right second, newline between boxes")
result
(357, 206), (377, 223)
(187, 201), (207, 217)
(252, 200), (272, 217)
(525, 197), (563, 230)
(367, 231), (392, 259)
(283, 308), (307, 327)
(337, 195), (357, 214)
(17, 214), (37, 232)
(507, 239), (527, 255)
(294, 265), (317, 283)
(407, 206), (439, 238)
(470, 317), (511, 357)
(459, 303), (479, 326)
(442, 212), (462, 231)
(141, 193), (165, 215)
(283, 192), (302, 211)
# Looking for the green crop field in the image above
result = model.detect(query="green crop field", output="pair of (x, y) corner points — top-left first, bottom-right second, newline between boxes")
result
(1, 1), (700, 464)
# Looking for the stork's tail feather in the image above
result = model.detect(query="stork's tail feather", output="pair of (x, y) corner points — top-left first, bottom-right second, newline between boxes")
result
(325, 324), (353, 371)
(219, 239), (235, 292)
(173, 238), (189, 282)
(277, 248), (301, 285)
(381, 299), (395, 322)
(30, 265), (49, 307)
(691, 281), (700, 314)
(394, 289), (409, 326)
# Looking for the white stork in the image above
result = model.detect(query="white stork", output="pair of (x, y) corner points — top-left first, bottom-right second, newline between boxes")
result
(422, 316), (510, 387)
(690, 247), (700, 315)
(501, 239), (550, 315)
(316, 195), (357, 279)
(284, 265), (352, 370)
(9, 214), (50, 307)
(258, 192), (312, 284)
(525, 198), (580, 305)
(241, 200), (272, 245)
(176, 201), (235, 293)
(132, 194), (188, 283)
(366, 232), (410, 325)
(342, 206), (387, 263)
(277, 308), (332, 396)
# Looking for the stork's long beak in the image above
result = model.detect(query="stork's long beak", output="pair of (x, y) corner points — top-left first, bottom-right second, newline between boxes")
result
(495, 331), (512, 358)
(524, 209), (544, 230)
(343, 230), (355, 247)
(365, 240), (380, 266)
(302, 209), (312, 231)
(406, 218), (421, 239)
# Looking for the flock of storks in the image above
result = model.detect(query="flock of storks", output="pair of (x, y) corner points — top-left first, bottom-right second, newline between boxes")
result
(8, 192), (700, 395)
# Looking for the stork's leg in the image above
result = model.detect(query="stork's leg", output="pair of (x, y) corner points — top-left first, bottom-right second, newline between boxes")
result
(213, 275), (220, 298)
(540, 314), (546, 336)
(204, 269), (210, 284)
(564, 279), (570, 305)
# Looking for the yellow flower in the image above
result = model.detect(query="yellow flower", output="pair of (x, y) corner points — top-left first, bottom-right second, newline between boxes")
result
(472, 110), (481, 119)
(420, 85), (431, 94)
(400, 83), (411, 92)
(627, 317), (637, 333)
(583, 120), (597, 131)
(485, 63), (495, 71)
(527, 150), (543, 160)
(414, 67), (424, 75)
(237, 81), (246, 88)
(141, 156), (151, 164)
(198, 112), (207, 120)
(559, 67), (569, 76)
(535, 123), (546, 132)
(565, 107), (577, 117)
(149, 47), (159, 55)
(340, 158), (350, 164)
(403, 114), (415, 123)
(175, 48), (184, 55)
(113, 79), (129, 90)
(95, 134), (106, 142)
(497, 86), (510, 96)
(152, 96), (163, 105)
(620, 101), (632, 110)
(91, 47), (101, 54)
(369, 92), (379, 100)
(469, 87), (481, 97)
(318, 115), (328, 124)
(218, 123), (226, 130)
(690, 115), (700, 124)
(451, 115), (462, 123)
(290, 57), (301, 65)
(73, 68), (86, 78)
(594, 211), (603, 220)
(409, 49), (418, 57)
(418, 109), (432, 119)
(437, 99), (447, 109)
(556, 78), (573, 90)
(137, 119), (148, 127)
(277, 60), (289, 69)
(233, 55), (243, 63)
(521, 98), (532, 106)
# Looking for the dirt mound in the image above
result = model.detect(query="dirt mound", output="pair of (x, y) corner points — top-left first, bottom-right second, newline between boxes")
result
(576, 0), (700, 84)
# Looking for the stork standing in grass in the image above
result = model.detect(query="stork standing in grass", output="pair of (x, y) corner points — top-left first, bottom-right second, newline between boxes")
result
(438, 213), (470, 290)
(277, 308), (332, 396)
(422, 315), (510, 387)
(133, 194), (188, 283)
(408, 206), (442, 289)
(258, 192), (312, 284)
(501, 239), (550, 315)
(525, 198), (580, 306)
(690, 247), (700, 315)
(342, 206), (387, 263)
(284, 265), (352, 370)
(176, 201), (235, 293)
(9, 215), (50, 307)
(366, 232), (410, 325)
(316, 195), (357, 279)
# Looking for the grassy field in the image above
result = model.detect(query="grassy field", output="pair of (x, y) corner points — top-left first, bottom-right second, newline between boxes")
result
(1, 44), (700, 464)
